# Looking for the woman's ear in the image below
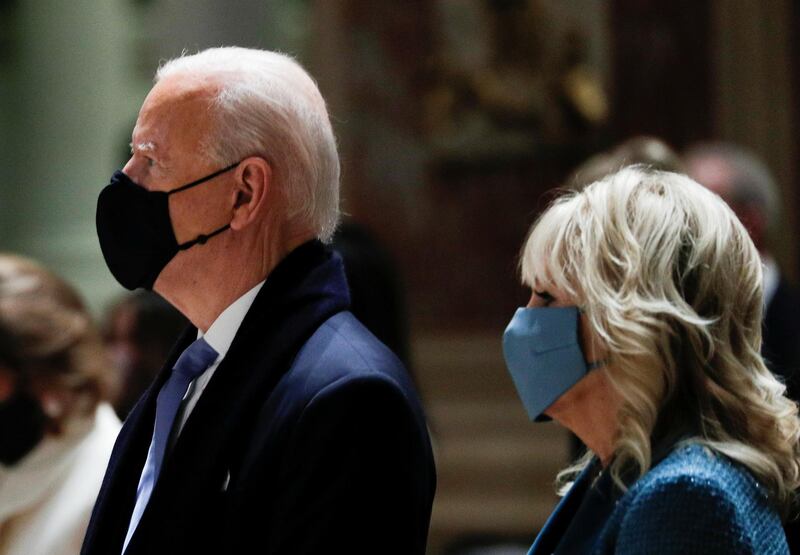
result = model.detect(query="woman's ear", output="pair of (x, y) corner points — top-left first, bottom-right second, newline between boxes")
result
(578, 311), (607, 367)
(230, 157), (272, 231)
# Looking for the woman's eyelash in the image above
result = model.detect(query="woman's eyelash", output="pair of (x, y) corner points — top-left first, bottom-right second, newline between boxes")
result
(534, 290), (554, 303)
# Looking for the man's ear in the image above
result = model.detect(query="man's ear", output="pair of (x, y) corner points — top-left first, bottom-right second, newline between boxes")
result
(230, 157), (272, 231)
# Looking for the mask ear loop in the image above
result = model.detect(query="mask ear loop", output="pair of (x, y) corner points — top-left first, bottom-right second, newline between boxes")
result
(167, 161), (241, 251)
(166, 162), (240, 195)
(176, 224), (231, 251)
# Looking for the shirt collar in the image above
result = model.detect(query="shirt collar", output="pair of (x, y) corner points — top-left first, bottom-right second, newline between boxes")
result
(198, 280), (265, 357)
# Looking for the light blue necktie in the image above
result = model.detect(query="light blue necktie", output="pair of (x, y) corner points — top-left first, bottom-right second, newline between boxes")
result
(122, 337), (219, 552)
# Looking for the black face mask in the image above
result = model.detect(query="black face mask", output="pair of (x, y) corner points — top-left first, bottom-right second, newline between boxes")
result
(96, 163), (239, 290)
(0, 390), (46, 466)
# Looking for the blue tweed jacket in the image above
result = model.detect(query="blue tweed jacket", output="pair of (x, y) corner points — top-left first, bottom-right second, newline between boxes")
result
(529, 443), (789, 554)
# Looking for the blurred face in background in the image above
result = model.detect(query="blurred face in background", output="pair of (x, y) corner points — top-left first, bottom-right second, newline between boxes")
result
(0, 366), (12, 401)
(686, 156), (767, 252)
(103, 292), (188, 418)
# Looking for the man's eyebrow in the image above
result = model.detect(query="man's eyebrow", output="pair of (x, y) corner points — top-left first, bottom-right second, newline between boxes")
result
(129, 141), (158, 155)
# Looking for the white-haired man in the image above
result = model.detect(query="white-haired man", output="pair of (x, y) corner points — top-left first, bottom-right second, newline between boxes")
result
(685, 142), (800, 403)
(83, 47), (436, 555)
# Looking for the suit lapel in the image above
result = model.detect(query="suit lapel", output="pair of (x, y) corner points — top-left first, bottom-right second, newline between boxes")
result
(533, 433), (689, 555)
(82, 326), (195, 554)
(528, 459), (600, 555)
(553, 462), (622, 554)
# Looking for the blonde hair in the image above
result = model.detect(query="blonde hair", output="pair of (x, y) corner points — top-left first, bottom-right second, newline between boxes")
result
(521, 166), (800, 513)
(0, 254), (108, 425)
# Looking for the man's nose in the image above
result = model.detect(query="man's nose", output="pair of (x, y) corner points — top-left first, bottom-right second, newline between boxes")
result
(121, 157), (147, 188)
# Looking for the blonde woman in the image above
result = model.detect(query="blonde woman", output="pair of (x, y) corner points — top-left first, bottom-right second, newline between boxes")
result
(503, 167), (799, 554)
(0, 255), (121, 555)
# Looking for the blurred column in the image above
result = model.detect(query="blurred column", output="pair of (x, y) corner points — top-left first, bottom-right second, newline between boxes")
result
(0, 0), (308, 313)
(0, 0), (133, 312)
(0, 2), (17, 243)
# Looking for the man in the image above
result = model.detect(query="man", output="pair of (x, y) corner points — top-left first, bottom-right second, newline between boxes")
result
(83, 47), (436, 555)
(685, 142), (800, 401)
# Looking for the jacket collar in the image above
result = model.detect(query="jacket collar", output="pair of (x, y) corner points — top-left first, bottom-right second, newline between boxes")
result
(528, 458), (603, 555)
(529, 430), (693, 555)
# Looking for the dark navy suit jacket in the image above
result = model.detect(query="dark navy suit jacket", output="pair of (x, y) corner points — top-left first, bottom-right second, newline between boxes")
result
(529, 444), (788, 554)
(764, 276), (800, 402)
(81, 241), (436, 555)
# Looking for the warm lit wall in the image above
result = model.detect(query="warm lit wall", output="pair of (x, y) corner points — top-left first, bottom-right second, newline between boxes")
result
(713, 0), (797, 282)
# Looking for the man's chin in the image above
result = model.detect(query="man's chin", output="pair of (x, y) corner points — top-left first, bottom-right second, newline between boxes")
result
(152, 253), (192, 298)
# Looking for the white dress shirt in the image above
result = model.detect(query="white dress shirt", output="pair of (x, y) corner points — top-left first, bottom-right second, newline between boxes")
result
(174, 280), (265, 438)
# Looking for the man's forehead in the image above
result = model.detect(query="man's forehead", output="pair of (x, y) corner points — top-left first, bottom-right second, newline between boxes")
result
(132, 77), (218, 156)
(139, 78), (215, 121)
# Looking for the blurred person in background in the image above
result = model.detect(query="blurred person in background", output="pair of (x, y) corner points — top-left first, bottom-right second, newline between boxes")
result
(0, 254), (121, 555)
(504, 167), (798, 553)
(84, 47), (435, 555)
(569, 135), (685, 189)
(685, 142), (800, 401)
(103, 291), (188, 420)
(331, 222), (412, 370)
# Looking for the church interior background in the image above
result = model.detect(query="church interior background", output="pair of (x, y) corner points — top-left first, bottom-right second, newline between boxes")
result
(1, 1), (799, 552)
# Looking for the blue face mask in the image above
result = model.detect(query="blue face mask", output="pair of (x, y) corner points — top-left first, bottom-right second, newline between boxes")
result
(502, 306), (605, 422)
